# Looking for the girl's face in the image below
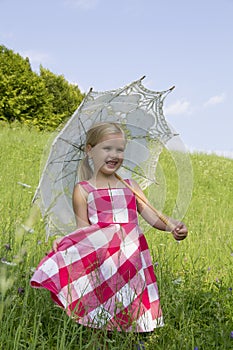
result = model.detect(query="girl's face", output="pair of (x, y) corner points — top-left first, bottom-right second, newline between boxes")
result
(87, 133), (126, 176)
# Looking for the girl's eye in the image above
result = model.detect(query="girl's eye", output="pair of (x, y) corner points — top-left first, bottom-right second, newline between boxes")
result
(103, 146), (111, 151)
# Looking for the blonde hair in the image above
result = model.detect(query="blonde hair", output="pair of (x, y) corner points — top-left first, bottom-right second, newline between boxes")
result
(78, 122), (125, 181)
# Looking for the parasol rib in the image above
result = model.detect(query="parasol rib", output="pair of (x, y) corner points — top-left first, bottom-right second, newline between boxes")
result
(115, 173), (175, 231)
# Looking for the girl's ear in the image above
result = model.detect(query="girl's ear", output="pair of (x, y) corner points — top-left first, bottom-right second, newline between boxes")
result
(86, 144), (92, 158)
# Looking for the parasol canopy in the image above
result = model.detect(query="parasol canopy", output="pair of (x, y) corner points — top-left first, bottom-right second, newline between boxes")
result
(33, 76), (177, 237)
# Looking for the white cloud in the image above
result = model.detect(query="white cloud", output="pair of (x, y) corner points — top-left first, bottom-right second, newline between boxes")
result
(164, 99), (191, 116)
(204, 93), (226, 107)
(64, 0), (99, 10)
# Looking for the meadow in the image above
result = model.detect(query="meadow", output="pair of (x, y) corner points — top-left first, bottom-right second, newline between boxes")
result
(0, 123), (232, 350)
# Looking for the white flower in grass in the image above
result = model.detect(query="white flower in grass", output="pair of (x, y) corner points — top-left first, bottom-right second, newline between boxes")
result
(172, 277), (182, 285)
(17, 182), (31, 188)
(1, 258), (17, 266)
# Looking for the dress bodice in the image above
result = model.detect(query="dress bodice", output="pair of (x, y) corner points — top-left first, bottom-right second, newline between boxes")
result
(80, 181), (138, 225)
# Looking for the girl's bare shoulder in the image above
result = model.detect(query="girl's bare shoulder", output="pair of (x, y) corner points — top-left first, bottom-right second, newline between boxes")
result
(73, 182), (88, 199)
(129, 179), (141, 191)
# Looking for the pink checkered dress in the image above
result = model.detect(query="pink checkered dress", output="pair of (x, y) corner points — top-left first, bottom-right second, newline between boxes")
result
(30, 180), (163, 332)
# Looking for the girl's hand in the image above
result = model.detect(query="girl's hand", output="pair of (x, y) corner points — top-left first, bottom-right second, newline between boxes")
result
(171, 222), (188, 241)
(52, 237), (63, 252)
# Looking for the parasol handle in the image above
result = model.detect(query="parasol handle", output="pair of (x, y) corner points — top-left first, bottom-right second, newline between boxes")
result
(115, 173), (176, 232)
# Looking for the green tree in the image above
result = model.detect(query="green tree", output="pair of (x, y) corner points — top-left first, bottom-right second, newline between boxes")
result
(0, 45), (53, 128)
(40, 67), (84, 128)
(0, 45), (84, 130)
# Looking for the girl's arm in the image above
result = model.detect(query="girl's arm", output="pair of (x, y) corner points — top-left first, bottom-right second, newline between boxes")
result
(131, 180), (188, 241)
(52, 183), (90, 252)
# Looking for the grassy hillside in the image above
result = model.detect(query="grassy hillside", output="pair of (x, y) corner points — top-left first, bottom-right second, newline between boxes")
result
(0, 124), (232, 350)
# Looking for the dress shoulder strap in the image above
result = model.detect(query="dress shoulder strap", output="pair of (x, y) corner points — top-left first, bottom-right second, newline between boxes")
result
(124, 179), (132, 186)
(118, 178), (134, 189)
(78, 181), (96, 193)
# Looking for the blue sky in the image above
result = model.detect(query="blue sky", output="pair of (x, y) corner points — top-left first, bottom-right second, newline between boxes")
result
(1, 0), (233, 155)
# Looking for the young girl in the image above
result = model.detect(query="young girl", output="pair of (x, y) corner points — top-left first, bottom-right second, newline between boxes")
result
(31, 122), (187, 336)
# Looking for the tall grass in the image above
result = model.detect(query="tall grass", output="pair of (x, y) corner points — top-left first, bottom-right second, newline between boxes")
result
(0, 124), (232, 349)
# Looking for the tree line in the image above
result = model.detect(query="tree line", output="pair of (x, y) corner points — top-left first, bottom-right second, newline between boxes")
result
(0, 45), (84, 130)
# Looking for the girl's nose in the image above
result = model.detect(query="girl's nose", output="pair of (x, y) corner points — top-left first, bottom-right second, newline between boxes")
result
(109, 149), (118, 158)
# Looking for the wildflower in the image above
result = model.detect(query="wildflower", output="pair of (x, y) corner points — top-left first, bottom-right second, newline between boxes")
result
(135, 340), (145, 350)
(18, 287), (24, 294)
(172, 277), (182, 285)
(230, 331), (233, 339)
(154, 262), (159, 267)
(229, 287), (232, 292)
(1, 258), (17, 266)
(194, 347), (198, 350)
(4, 243), (11, 251)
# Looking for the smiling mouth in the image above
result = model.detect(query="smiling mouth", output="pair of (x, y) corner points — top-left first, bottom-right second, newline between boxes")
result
(106, 160), (118, 168)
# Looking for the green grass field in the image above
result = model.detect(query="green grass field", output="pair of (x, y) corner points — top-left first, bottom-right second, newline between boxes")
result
(0, 124), (232, 350)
